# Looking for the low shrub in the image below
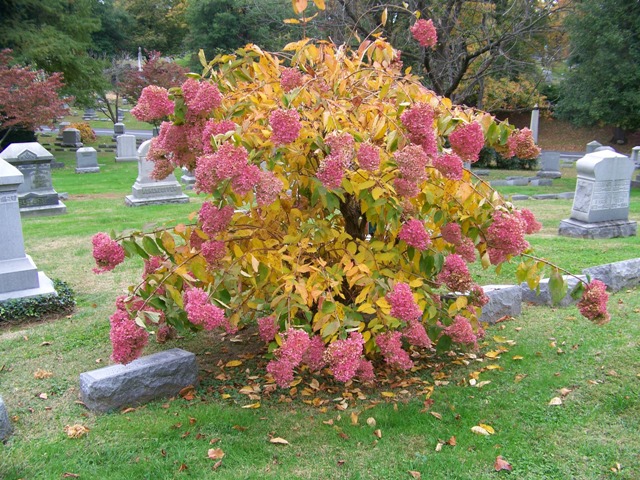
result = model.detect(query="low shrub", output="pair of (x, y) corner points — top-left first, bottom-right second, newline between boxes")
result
(0, 279), (76, 323)
(65, 122), (96, 143)
(475, 147), (538, 170)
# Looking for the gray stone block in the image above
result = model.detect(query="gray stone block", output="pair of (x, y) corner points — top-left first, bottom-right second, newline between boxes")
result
(557, 192), (575, 200)
(521, 275), (587, 307)
(537, 178), (553, 186)
(510, 194), (530, 201)
(558, 218), (637, 239)
(489, 180), (509, 186)
(79, 348), (198, 412)
(0, 395), (12, 441)
(479, 285), (522, 324)
(472, 169), (490, 176)
(583, 258), (640, 292)
(532, 193), (559, 200)
(537, 171), (562, 179)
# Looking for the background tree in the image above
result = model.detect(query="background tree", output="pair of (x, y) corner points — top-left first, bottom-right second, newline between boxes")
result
(90, 0), (136, 56)
(0, 49), (68, 147)
(120, 51), (189, 103)
(555, 0), (640, 143)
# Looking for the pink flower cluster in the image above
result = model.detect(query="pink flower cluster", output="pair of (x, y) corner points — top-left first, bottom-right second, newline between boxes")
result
(269, 108), (302, 145)
(109, 308), (149, 364)
(195, 143), (259, 196)
(442, 315), (479, 347)
(131, 86), (174, 123)
(304, 335), (327, 373)
(400, 103), (437, 155)
(376, 331), (413, 370)
(201, 119), (236, 154)
(398, 219), (431, 250)
(256, 171), (284, 206)
(324, 332), (373, 382)
(92, 233), (125, 274)
(150, 122), (195, 173)
(456, 237), (477, 263)
(469, 284), (489, 308)
(183, 287), (228, 331)
(438, 254), (473, 292)
(393, 177), (421, 197)
(326, 132), (355, 160)
(486, 210), (530, 264)
(506, 128), (541, 160)
(386, 282), (422, 322)
(201, 240), (226, 266)
(257, 315), (279, 342)
(517, 208), (542, 234)
(394, 144), (431, 190)
(357, 143), (381, 171)
(410, 19), (438, 49)
(402, 320), (432, 348)
(143, 255), (164, 276)
(317, 157), (346, 189)
(231, 164), (261, 196)
(280, 67), (303, 92)
(199, 203), (234, 236)
(449, 122), (484, 163)
(577, 280), (610, 324)
(433, 152), (464, 180)
(182, 78), (222, 118)
(267, 328), (311, 387)
(156, 324), (177, 344)
(441, 222), (462, 245)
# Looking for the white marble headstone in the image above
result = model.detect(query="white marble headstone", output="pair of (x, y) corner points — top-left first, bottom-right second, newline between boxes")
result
(115, 134), (138, 162)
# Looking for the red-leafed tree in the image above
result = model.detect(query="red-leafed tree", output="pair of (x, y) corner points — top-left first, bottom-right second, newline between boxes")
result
(120, 51), (188, 104)
(0, 49), (69, 146)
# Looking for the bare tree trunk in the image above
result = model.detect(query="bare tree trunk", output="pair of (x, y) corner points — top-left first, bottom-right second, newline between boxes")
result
(611, 127), (627, 145)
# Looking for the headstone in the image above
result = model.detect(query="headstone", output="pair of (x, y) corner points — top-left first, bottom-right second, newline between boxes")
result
(56, 122), (70, 140)
(585, 140), (602, 154)
(82, 108), (98, 121)
(75, 147), (100, 174)
(125, 140), (189, 206)
(583, 258), (640, 292)
(529, 104), (539, 144)
(115, 134), (138, 162)
(0, 395), (12, 441)
(631, 146), (640, 168)
(521, 275), (586, 307)
(559, 150), (636, 239)
(0, 158), (56, 301)
(113, 122), (125, 140)
(537, 151), (561, 178)
(595, 146), (615, 153)
(61, 128), (83, 148)
(479, 285), (522, 324)
(180, 168), (196, 190)
(79, 349), (198, 412)
(0, 142), (67, 216)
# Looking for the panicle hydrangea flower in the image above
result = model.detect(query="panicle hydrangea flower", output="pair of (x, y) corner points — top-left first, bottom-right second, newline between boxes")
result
(280, 67), (303, 92)
(201, 240), (226, 266)
(304, 335), (327, 372)
(393, 177), (420, 197)
(356, 143), (381, 171)
(151, 122), (195, 171)
(325, 132), (355, 160)
(182, 78), (222, 118)
(198, 203), (234, 236)
(456, 236), (477, 263)
(469, 284), (489, 307)
(131, 85), (174, 123)
(506, 128), (541, 159)
(231, 164), (261, 196)
(189, 230), (205, 250)
(323, 332), (366, 382)
(386, 282), (423, 322)
(201, 119), (237, 154)
(183, 288), (227, 331)
(410, 19), (438, 48)
(449, 122), (484, 163)
(257, 315), (279, 342)
(156, 324), (177, 344)
(109, 309), (149, 364)
(266, 358), (296, 388)
(256, 171), (284, 206)
(151, 156), (176, 180)
(92, 232), (125, 274)
(269, 108), (302, 145)
(577, 280), (610, 324)
(433, 152), (464, 180)
(195, 142), (249, 193)
(317, 156), (345, 189)
(143, 255), (164, 276)
(442, 315), (478, 347)
(398, 219), (431, 250)
(438, 254), (474, 292)
(376, 331), (413, 370)
(394, 144), (430, 181)
(486, 210), (529, 264)
(517, 208), (542, 234)
(400, 103), (437, 155)
(440, 222), (462, 245)
(279, 328), (311, 364)
(403, 320), (432, 348)
(355, 359), (375, 382)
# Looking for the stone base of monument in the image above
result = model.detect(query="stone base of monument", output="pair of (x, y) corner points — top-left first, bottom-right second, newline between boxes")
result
(479, 285), (522, 324)
(558, 218), (637, 239)
(19, 198), (67, 217)
(115, 155), (138, 162)
(521, 275), (587, 307)
(125, 182), (189, 207)
(180, 169), (196, 190)
(75, 166), (100, 174)
(79, 349), (198, 412)
(537, 170), (562, 179)
(0, 395), (12, 442)
(0, 256), (56, 301)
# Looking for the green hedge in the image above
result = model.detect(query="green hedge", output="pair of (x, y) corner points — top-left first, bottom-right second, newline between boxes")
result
(475, 147), (538, 170)
(0, 279), (76, 323)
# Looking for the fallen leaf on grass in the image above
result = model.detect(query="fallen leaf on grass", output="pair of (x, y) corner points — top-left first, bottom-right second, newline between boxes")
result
(559, 388), (572, 397)
(178, 463), (188, 472)
(62, 473), (80, 478)
(64, 424), (90, 438)
(350, 411), (359, 425)
(512, 355), (524, 361)
(242, 402), (261, 409)
(381, 391), (395, 398)
(232, 425), (247, 431)
(408, 470), (421, 479)
(494, 455), (512, 471)
(212, 460), (223, 470)
(514, 374), (527, 383)
(479, 423), (495, 434)
(373, 429), (382, 439)
(430, 411), (442, 420)
(121, 407), (136, 414)
(484, 351), (502, 359)
(33, 369), (53, 379)
(269, 437), (289, 445)
(366, 417), (376, 427)
(471, 426), (490, 436)
(38, 393), (48, 400)
(225, 360), (243, 368)
(207, 448), (225, 460)
(179, 385), (196, 401)
(548, 397), (563, 406)
(606, 370), (619, 377)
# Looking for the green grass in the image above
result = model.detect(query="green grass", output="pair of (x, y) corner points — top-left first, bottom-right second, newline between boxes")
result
(1, 157), (639, 479)
(66, 111), (153, 131)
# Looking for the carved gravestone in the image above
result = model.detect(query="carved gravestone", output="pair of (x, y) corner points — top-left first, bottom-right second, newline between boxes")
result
(0, 158), (56, 301)
(61, 128), (83, 148)
(56, 122), (70, 140)
(585, 140), (602, 154)
(75, 147), (100, 173)
(180, 167), (196, 190)
(537, 151), (561, 179)
(115, 134), (138, 162)
(631, 146), (640, 168)
(529, 104), (539, 144)
(82, 108), (98, 121)
(0, 142), (66, 216)
(125, 140), (189, 206)
(558, 150), (636, 239)
(0, 395), (12, 441)
(113, 122), (125, 140)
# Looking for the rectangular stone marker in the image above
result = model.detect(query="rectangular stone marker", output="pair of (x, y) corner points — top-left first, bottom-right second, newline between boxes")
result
(631, 146), (640, 168)
(0, 395), (12, 441)
(559, 150), (637, 239)
(529, 105), (539, 144)
(125, 140), (189, 206)
(75, 147), (100, 173)
(115, 134), (138, 162)
(56, 122), (70, 140)
(61, 128), (83, 148)
(479, 285), (522, 324)
(583, 258), (640, 292)
(0, 142), (67, 217)
(586, 140), (602, 154)
(180, 168), (196, 190)
(79, 348), (198, 412)
(537, 151), (561, 178)
(113, 122), (125, 138)
(521, 275), (586, 307)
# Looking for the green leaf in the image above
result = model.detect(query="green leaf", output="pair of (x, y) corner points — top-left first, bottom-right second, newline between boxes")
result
(321, 300), (336, 314)
(549, 269), (568, 305)
(436, 334), (452, 354)
(143, 236), (162, 256)
(570, 280), (586, 300)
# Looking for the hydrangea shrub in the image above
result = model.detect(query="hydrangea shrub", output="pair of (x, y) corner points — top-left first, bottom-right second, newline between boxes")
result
(93, 35), (608, 383)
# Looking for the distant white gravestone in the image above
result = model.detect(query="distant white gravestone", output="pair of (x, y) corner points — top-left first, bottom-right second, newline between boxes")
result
(75, 147), (100, 173)
(559, 150), (637, 239)
(115, 134), (138, 162)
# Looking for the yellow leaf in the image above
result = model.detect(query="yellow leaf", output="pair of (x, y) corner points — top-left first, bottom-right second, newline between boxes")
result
(366, 417), (376, 427)
(485, 351), (501, 359)
(221, 394), (231, 399)
(471, 426), (490, 436)
(381, 391), (395, 398)
(381, 7), (388, 25)
(478, 423), (495, 434)
(350, 411), (359, 425)
(430, 411), (442, 420)
(493, 336), (509, 343)
(373, 429), (382, 438)
(548, 397), (563, 406)
(34, 369), (53, 379)
(270, 437), (290, 445)
(64, 424), (90, 438)
(225, 360), (243, 367)
(292, 0), (308, 15)
(283, 18), (301, 24)
(242, 402), (261, 409)
(208, 448), (225, 460)
(512, 355), (524, 360)
(313, 0), (325, 9)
